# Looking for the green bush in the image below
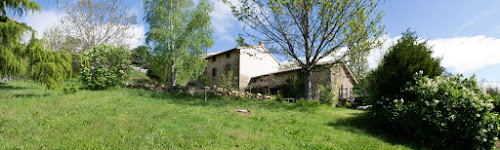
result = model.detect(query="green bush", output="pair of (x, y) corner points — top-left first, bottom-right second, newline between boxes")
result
(376, 72), (500, 149)
(317, 85), (337, 106)
(79, 44), (130, 90)
(275, 94), (283, 102)
(296, 98), (320, 108)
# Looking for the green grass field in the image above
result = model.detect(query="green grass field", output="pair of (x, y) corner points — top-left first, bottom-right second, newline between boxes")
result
(0, 80), (416, 149)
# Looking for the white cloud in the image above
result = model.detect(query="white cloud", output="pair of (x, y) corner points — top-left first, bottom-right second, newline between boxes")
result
(126, 24), (147, 49)
(429, 36), (500, 73)
(211, 0), (238, 35)
(368, 35), (500, 74)
(21, 10), (66, 37)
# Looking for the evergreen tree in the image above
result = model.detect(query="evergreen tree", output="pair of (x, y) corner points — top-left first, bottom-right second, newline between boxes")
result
(144, 0), (214, 86)
(365, 30), (443, 103)
(0, 0), (41, 78)
(0, 0), (72, 89)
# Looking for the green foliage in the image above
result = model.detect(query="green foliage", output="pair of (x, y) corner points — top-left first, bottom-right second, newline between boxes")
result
(0, 17), (28, 77)
(144, 0), (213, 86)
(275, 94), (283, 102)
(296, 98), (320, 108)
(131, 46), (150, 68)
(79, 44), (131, 90)
(487, 87), (500, 113)
(283, 72), (305, 98)
(63, 81), (79, 94)
(220, 70), (237, 89)
(26, 39), (72, 89)
(0, 0), (41, 77)
(317, 85), (337, 106)
(0, 0), (41, 16)
(235, 36), (250, 47)
(486, 87), (500, 98)
(365, 30), (443, 104)
(374, 72), (500, 149)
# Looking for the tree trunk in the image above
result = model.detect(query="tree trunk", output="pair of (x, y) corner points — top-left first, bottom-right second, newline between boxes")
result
(304, 69), (312, 100)
(170, 62), (176, 87)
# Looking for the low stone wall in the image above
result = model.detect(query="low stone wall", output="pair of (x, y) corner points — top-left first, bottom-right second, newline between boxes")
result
(126, 83), (275, 100)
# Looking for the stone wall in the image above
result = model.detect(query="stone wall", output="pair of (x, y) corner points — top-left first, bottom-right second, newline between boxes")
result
(205, 49), (241, 89)
(248, 63), (355, 99)
(249, 66), (333, 98)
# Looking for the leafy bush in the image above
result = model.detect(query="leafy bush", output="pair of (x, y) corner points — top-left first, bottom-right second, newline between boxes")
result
(317, 85), (337, 106)
(220, 70), (237, 89)
(79, 44), (130, 90)
(374, 71), (500, 149)
(296, 98), (320, 108)
(275, 94), (283, 102)
(27, 39), (73, 90)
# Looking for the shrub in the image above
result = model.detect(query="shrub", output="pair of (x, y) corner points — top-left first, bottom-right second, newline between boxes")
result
(79, 44), (130, 90)
(220, 70), (237, 89)
(275, 94), (283, 102)
(374, 71), (500, 149)
(317, 85), (337, 106)
(27, 39), (73, 90)
(296, 98), (320, 108)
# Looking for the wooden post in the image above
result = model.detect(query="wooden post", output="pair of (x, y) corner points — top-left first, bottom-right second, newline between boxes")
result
(204, 87), (207, 103)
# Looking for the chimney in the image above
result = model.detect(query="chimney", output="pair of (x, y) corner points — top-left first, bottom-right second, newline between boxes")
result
(259, 41), (265, 46)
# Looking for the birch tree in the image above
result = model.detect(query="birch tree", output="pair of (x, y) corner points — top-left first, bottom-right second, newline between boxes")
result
(227, 0), (385, 100)
(144, 0), (214, 86)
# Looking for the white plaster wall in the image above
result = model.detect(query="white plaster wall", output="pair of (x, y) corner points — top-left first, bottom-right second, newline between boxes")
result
(239, 46), (281, 89)
(239, 46), (280, 77)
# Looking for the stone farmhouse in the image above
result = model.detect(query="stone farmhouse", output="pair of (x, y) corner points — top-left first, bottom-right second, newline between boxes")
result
(203, 42), (358, 99)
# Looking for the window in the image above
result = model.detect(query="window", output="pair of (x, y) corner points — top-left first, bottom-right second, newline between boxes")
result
(212, 68), (217, 77)
(225, 64), (231, 72)
(226, 53), (230, 58)
(212, 56), (216, 62)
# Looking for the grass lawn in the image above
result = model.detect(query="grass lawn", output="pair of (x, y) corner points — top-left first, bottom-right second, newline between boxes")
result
(0, 80), (416, 149)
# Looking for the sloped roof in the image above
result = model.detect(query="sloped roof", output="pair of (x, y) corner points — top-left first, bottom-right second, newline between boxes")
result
(203, 44), (281, 65)
(251, 61), (358, 84)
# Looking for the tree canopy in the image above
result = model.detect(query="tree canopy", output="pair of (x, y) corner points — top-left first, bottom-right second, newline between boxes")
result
(144, 0), (214, 86)
(227, 0), (385, 99)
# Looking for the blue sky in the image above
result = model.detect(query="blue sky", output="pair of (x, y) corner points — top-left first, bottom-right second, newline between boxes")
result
(21, 0), (500, 82)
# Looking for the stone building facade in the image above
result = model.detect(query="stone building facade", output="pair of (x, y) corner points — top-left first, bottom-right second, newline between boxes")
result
(204, 42), (281, 90)
(204, 42), (357, 99)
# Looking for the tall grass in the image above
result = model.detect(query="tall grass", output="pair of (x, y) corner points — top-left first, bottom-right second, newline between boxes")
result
(0, 80), (413, 149)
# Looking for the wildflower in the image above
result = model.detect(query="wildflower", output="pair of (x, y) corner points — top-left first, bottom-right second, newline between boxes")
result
(476, 114), (481, 117)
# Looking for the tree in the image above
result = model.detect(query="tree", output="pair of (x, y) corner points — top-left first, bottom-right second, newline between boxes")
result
(227, 0), (385, 100)
(131, 46), (150, 68)
(59, 0), (137, 50)
(43, 25), (84, 53)
(365, 30), (443, 104)
(0, 0), (41, 78)
(346, 37), (382, 78)
(0, 0), (72, 89)
(144, 0), (214, 86)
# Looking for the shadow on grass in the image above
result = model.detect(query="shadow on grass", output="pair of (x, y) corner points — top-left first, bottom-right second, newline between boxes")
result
(0, 82), (32, 90)
(327, 112), (427, 149)
(0, 82), (51, 99)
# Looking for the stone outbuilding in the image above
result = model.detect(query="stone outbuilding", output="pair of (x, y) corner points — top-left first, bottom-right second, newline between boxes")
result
(248, 62), (358, 99)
